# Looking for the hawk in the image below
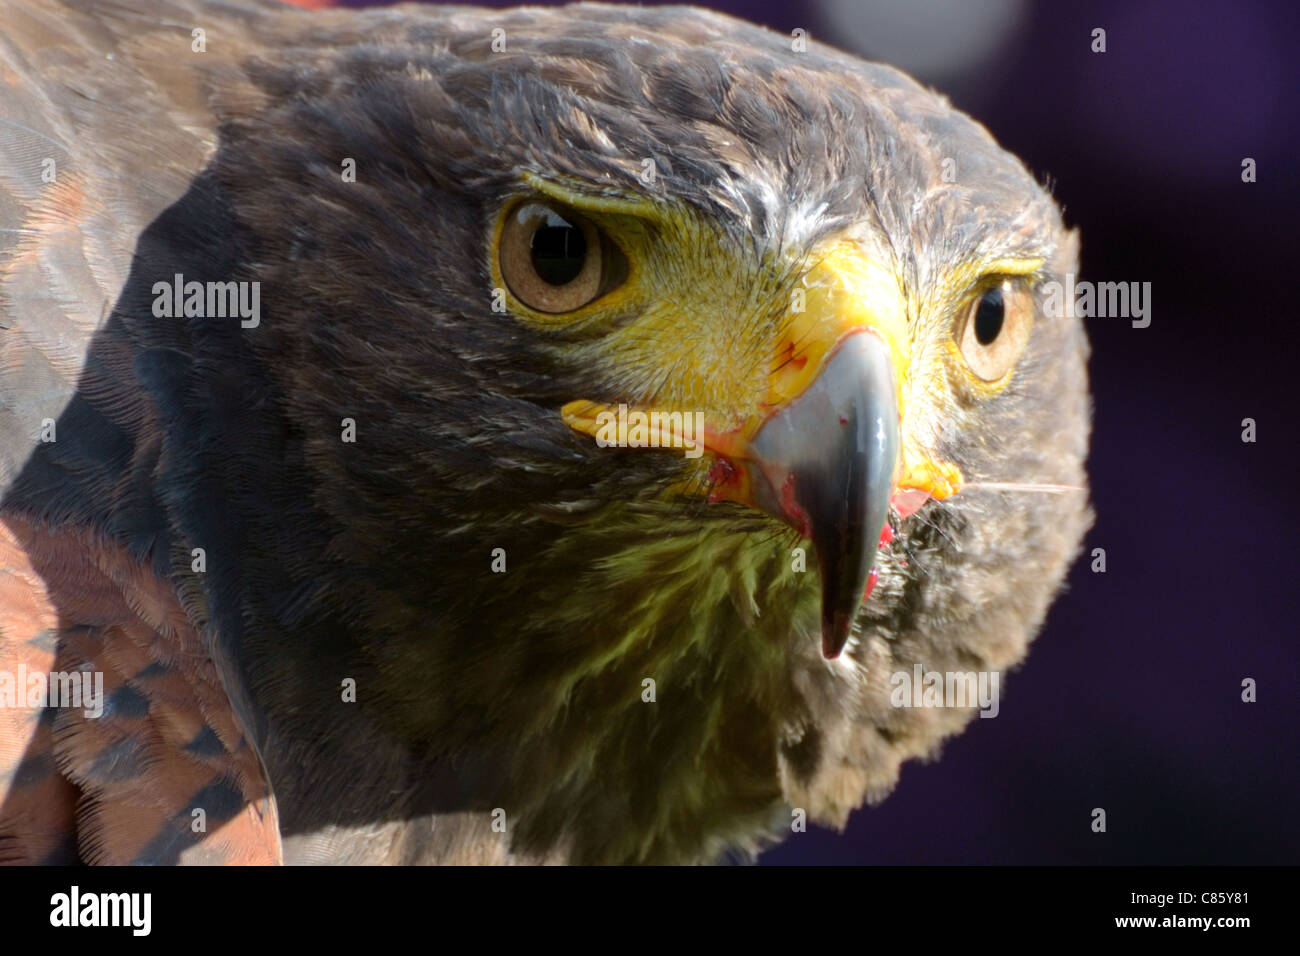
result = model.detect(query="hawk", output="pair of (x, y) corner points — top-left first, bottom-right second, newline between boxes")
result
(0, 0), (1091, 864)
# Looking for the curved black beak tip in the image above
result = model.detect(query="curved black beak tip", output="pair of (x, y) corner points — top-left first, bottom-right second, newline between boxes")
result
(746, 332), (900, 659)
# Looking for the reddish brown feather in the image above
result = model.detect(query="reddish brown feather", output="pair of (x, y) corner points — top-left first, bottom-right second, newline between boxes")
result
(0, 516), (280, 864)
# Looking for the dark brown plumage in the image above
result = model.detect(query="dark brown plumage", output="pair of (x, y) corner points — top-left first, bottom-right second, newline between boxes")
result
(0, 0), (1090, 864)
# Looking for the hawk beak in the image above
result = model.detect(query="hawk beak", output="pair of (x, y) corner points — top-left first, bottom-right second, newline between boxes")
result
(701, 245), (913, 659)
(742, 331), (899, 659)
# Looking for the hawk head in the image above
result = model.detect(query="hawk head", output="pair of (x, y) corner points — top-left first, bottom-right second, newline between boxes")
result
(3, 1), (1091, 864)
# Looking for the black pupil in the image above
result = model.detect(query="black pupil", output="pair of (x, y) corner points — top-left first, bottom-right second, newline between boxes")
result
(974, 287), (1005, 345)
(531, 215), (587, 286)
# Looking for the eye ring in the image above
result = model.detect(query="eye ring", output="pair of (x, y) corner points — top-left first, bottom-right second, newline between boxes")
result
(956, 278), (1035, 382)
(498, 201), (626, 314)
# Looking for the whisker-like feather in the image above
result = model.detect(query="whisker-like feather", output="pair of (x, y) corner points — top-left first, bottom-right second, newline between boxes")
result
(959, 482), (1085, 494)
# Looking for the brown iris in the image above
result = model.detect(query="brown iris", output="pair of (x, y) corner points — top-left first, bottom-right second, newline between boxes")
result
(498, 201), (626, 313)
(957, 278), (1035, 381)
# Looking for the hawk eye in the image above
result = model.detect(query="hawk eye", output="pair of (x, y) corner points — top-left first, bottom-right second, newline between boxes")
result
(957, 279), (1034, 382)
(498, 201), (627, 314)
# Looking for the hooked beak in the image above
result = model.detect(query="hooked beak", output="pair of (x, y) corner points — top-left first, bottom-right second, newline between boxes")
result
(743, 332), (898, 658)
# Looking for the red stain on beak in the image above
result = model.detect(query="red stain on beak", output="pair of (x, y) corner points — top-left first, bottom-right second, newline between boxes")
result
(777, 473), (813, 539)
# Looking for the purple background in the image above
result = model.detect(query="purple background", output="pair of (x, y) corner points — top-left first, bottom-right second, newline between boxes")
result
(307, 0), (1300, 864)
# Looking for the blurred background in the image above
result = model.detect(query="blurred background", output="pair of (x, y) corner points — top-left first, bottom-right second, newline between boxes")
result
(291, 0), (1299, 864)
